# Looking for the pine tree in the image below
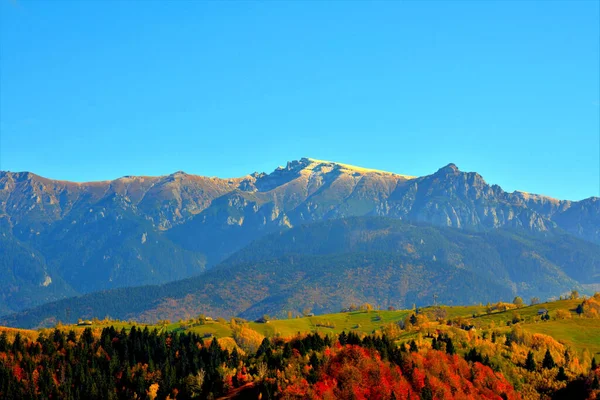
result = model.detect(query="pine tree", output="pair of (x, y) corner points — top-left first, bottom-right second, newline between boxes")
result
(12, 332), (23, 354)
(556, 366), (567, 381)
(446, 338), (455, 355)
(230, 347), (240, 367)
(409, 340), (418, 353)
(525, 351), (536, 371)
(592, 357), (598, 371)
(542, 349), (555, 369)
(297, 341), (306, 356)
(0, 331), (8, 352)
(483, 355), (491, 366)
(309, 352), (320, 369)
(410, 314), (418, 325)
(347, 331), (361, 345)
(256, 338), (271, 358)
(421, 376), (433, 400)
(283, 342), (292, 359)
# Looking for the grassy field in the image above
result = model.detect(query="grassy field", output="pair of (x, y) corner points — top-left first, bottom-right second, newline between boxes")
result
(3, 298), (598, 361)
(152, 310), (413, 339)
(521, 318), (600, 358)
(466, 299), (582, 326)
(456, 298), (600, 359)
(186, 321), (234, 338)
(248, 310), (412, 337)
(0, 326), (39, 342)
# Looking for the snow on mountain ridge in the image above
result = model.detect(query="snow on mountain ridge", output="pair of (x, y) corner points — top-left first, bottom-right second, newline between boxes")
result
(300, 157), (416, 179)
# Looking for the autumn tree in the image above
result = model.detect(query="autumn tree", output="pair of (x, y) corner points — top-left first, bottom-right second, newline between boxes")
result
(513, 296), (524, 308)
(432, 307), (447, 321)
(530, 297), (540, 305)
(184, 370), (205, 398)
(570, 290), (580, 300)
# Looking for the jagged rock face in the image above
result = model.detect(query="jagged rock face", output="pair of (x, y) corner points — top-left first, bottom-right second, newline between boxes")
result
(383, 165), (556, 232)
(0, 171), (241, 236)
(552, 197), (600, 243)
(3, 159), (594, 244)
(0, 159), (598, 315)
(166, 159), (596, 251)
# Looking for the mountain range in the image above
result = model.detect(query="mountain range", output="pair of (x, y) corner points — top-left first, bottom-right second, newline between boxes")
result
(1, 158), (599, 324)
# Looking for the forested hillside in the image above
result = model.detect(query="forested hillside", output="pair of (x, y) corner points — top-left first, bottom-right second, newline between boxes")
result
(2, 295), (600, 399)
(3, 217), (599, 328)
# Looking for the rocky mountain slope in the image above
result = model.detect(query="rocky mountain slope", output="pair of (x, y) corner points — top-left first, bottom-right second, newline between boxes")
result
(1, 158), (598, 315)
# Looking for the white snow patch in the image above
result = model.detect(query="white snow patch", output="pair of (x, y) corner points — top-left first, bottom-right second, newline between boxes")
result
(304, 158), (416, 179)
(41, 275), (52, 287)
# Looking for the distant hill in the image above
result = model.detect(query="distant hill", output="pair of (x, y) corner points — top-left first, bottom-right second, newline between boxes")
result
(1, 158), (599, 315)
(3, 217), (599, 328)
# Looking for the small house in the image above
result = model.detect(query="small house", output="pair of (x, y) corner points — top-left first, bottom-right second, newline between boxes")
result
(537, 308), (548, 315)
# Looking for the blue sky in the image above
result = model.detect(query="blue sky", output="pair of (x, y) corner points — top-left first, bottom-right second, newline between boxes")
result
(1, 0), (598, 200)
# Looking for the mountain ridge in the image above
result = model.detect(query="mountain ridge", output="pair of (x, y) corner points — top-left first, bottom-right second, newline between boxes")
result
(2, 158), (589, 200)
(1, 159), (599, 316)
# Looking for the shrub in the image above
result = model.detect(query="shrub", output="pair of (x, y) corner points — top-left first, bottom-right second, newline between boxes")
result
(555, 309), (572, 320)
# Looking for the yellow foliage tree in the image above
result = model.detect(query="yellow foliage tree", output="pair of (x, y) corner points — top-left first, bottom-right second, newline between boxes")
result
(555, 309), (572, 320)
(232, 326), (265, 353)
(146, 383), (159, 400)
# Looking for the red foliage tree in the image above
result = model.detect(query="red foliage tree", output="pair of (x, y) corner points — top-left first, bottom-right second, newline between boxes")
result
(309, 346), (520, 400)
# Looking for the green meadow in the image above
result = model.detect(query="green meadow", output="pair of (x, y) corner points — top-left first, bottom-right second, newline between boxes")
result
(17, 298), (598, 360)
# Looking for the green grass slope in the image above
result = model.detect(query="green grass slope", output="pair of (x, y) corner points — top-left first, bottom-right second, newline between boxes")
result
(17, 297), (597, 363)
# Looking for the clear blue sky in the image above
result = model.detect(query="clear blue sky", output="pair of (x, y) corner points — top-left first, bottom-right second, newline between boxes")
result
(1, 0), (598, 200)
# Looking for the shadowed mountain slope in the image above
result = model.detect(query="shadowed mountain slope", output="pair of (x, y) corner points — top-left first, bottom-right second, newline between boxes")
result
(2, 217), (598, 328)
